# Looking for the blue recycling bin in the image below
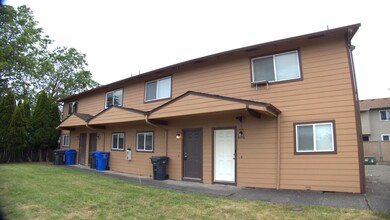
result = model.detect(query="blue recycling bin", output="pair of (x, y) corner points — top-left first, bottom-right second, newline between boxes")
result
(95, 152), (110, 170)
(64, 149), (77, 165)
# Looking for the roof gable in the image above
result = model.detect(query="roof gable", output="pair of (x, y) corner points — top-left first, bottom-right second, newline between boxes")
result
(149, 91), (280, 119)
(88, 106), (145, 125)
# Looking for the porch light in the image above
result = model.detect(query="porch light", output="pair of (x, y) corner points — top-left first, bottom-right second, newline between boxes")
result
(176, 131), (181, 140)
(238, 129), (245, 139)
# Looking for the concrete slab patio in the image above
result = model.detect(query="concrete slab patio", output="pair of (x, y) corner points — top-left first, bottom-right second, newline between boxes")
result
(66, 165), (390, 213)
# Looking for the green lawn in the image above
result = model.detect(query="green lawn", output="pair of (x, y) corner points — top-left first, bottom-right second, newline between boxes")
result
(0, 164), (388, 220)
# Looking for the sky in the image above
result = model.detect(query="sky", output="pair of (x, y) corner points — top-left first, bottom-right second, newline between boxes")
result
(6, 0), (390, 100)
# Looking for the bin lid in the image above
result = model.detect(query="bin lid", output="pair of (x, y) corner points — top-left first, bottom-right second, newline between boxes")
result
(64, 149), (77, 154)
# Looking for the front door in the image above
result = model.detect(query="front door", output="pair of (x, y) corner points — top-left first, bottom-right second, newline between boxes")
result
(79, 133), (87, 165)
(214, 129), (235, 183)
(182, 128), (202, 182)
(89, 133), (97, 152)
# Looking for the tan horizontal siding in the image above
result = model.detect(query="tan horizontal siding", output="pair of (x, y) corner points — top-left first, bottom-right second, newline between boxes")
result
(60, 115), (86, 127)
(60, 32), (362, 192)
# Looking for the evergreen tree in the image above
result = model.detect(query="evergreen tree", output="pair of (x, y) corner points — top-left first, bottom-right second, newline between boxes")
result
(21, 99), (33, 161)
(0, 90), (16, 162)
(31, 91), (51, 161)
(8, 103), (28, 162)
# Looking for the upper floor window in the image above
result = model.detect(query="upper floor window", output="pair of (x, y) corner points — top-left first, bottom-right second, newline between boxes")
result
(295, 122), (335, 153)
(63, 134), (70, 147)
(68, 101), (77, 115)
(251, 51), (300, 83)
(105, 89), (123, 109)
(145, 76), (171, 102)
(136, 131), (153, 152)
(379, 110), (390, 121)
(112, 133), (125, 150)
(382, 134), (390, 141)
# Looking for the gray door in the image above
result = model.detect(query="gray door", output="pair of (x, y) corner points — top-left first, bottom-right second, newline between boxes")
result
(79, 133), (87, 165)
(89, 133), (97, 152)
(183, 129), (202, 182)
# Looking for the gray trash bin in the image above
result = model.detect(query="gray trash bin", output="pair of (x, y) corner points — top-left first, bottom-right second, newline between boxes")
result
(150, 156), (169, 180)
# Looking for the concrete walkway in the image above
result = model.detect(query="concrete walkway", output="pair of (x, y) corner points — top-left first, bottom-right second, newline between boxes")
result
(66, 165), (390, 213)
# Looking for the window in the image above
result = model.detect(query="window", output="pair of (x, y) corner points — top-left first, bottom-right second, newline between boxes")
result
(112, 133), (125, 150)
(295, 122), (335, 153)
(379, 110), (390, 121)
(362, 135), (370, 142)
(251, 51), (300, 83)
(63, 135), (70, 147)
(137, 132), (153, 152)
(67, 101), (77, 115)
(145, 76), (171, 102)
(105, 89), (123, 109)
(382, 134), (390, 141)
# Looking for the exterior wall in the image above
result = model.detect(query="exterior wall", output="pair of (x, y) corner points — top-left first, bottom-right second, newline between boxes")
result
(364, 141), (390, 162)
(368, 109), (390, 141)
(360, 111), (371, 135)
(60, 32), (362, 192)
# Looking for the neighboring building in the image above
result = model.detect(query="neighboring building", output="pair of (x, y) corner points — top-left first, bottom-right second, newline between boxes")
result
(360, 98), (390, 162)
(360, 98), (390, 141)
(58, 24), (365, 193)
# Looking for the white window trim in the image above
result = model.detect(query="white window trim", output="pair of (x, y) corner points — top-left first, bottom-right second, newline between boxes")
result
(112, 133), (125, 150)
(105, 89), (123, 109)
(381, 134), (390, 141)
(295, 122), (335, 153)
(67, 101), (77, 115)
(136, 132), (154, 152)
(144, 76), (172, 102)
(251, 50), (301, 83)
(379, 110), (390, 121)
(63, 135), (70, 147)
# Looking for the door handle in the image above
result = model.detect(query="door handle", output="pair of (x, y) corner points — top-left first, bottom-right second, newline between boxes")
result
(184, 153), (188, 160)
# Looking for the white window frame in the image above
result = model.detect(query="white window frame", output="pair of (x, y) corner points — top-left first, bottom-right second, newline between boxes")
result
(136, 132), (154, 152)
(382, 134), (390, 141)
(63, 135), (70, 147)
(67, 101), (77, 115)
(251, 50), (301, 83)
(295, 122), (335, 153)
(144, 76), (172, 102)
(379, 110), (390, 121)
(112, 133), (125, 150)
(105, 89), (123, 109)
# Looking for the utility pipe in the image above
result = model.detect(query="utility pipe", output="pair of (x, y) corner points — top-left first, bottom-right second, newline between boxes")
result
(276, 114), (281, 190)
(144, 115), (168, 156)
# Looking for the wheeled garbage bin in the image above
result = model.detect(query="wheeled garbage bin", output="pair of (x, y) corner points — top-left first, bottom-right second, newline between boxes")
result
(89, 152), (96, 169)
(95, 152), (110, 170)
(53, 150), (65, 165)
(64, 149), (77, 165)
(150, 156), (169, 180)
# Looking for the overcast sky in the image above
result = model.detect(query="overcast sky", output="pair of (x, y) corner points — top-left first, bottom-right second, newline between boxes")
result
(6, 0), (390, 100)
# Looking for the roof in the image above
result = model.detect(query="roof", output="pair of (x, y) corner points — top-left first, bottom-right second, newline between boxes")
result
(58, 23), (361, 103)
(359, 98), (390, 111)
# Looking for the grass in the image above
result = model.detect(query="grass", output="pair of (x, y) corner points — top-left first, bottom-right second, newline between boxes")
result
(0, 164), (389, 220)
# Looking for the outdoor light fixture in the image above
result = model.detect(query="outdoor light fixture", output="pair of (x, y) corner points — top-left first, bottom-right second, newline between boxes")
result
(238, 129), (244, 138)
(176, 131), (181, 140)
(236, 116), (245, 139)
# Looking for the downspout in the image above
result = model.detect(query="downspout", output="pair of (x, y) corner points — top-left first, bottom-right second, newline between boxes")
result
(145, 115), (168, 156)
(276, 114), (281, 190)
(86, 124), (106, 152)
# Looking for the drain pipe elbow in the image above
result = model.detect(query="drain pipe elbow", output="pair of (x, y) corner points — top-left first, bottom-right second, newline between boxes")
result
(144, 115), (168, 156)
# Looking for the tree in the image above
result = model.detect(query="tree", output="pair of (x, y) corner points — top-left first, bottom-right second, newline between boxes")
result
(31, 91), (51, 161)
(0, 5), (50, 99)
(0, 90), (16, 162)
(37, 47), (99, 101)
(8, 103), (28, 162)
(1, 5), (99, 101)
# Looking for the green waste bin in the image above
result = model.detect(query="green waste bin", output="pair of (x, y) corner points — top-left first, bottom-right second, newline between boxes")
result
(364, 156), (376, 165)
(53, 150), (65, 165)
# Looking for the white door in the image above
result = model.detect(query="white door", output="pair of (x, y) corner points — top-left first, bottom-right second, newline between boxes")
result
(214, 129), (235, 183)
